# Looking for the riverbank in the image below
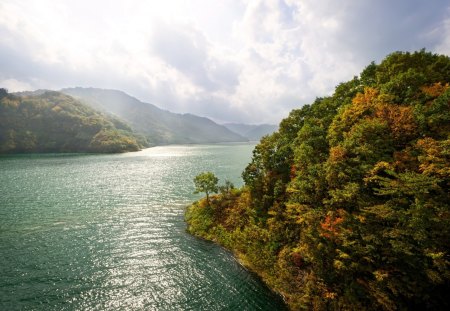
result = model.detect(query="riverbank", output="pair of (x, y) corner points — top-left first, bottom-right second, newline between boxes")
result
(185, 193), (296, 310)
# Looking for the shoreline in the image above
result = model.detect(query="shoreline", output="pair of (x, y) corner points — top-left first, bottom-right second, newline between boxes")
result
(185, 220), (290, 310)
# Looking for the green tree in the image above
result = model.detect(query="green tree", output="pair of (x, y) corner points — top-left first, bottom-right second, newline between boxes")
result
(0, 88), (8, 98)
(0, 91), (145, 154)
(186, 50), (450, 310)
(193, 172), (219, 205)
(219, 179), (234, 197)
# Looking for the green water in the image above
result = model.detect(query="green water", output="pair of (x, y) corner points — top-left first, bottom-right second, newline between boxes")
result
(0, 143), (287, 311)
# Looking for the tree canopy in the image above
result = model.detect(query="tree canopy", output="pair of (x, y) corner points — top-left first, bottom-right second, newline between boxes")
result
(193, 172), (219, 205)
(0, 90), (148, 153)
(186, 50), (450, 310)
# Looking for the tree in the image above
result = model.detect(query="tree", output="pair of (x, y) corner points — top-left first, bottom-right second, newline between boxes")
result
(0, 88), (8, 98)
(193, 172), (219, 205)
(186, 50), (450, 310)
(219, 179), (235, 197)
(0, 91), (145, 153)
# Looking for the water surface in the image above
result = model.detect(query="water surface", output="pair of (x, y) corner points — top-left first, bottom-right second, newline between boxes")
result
(0, 144), (287, 310)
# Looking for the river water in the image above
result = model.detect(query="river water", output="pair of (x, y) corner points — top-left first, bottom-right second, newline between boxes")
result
(0, 143), (287, 310)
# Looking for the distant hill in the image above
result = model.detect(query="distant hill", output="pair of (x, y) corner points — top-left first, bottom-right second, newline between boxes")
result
(62, 87), (247, 145)
(223, 123), (278, 141)
(0, 89), (147, 153)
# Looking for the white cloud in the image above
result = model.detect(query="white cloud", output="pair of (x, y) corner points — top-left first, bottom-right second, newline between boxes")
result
(0, 78), (34, 92)
(0, 0), (449, 124)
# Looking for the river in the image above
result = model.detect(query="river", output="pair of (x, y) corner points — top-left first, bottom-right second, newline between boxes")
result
(0, 143), (287, 310)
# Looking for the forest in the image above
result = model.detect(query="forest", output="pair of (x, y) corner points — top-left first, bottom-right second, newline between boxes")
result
(0, 90), (147, 153)
(186, 50), (450, 310)
(62, 87), (248, 145)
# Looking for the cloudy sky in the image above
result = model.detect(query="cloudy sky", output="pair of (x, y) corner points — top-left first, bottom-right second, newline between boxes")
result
(1, 0), (449, 124)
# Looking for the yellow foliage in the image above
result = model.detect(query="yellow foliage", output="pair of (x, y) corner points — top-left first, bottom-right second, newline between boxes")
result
(421, 82), (449, 98)
(1, 97), (19, 108)
(355, 214), (366, 223)
(416, 138), (450, 177)
(425, 251), (445, 260)
(373, 270), (389, 282)
(352, 87), (379, 107)
(343, 87), (379, 123)
(336, 249), (350, 259)
(323, 291), (337, 300)
(374, 104), (417, 140)
(329, 146), (347, 163)
(333, 259), (345, 270)
(320, 210), (345, 239)
(329, 87), (381, 144)
(51, 105), (62, 113)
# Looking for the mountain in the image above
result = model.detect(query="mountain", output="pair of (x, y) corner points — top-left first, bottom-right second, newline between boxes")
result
(186, 50), (450, 310)
(0, 89), (147, 153)
(223, 123), (278, 141)
(62, 87), (247, 145)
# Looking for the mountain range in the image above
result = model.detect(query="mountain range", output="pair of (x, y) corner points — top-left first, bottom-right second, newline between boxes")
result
(62, 87), (248, 145)
(0, 89), (146, 153)
(222, 123), (278, 141)
(1, 86), (276, 153)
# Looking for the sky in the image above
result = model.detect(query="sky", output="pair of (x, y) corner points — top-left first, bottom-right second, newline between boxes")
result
(1, 0), (449, 124)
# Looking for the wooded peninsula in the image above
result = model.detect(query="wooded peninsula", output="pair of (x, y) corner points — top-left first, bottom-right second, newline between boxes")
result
(186, 50), (450, 310)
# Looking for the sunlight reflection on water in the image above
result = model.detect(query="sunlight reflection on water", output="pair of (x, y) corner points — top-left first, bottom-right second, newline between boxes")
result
(0, 143), (287, 310)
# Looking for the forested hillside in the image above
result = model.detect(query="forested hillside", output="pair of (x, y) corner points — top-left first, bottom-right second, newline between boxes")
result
(186, 50), (450, 310)
(0, 90), (147, 153)
(62, 88), (247, 145)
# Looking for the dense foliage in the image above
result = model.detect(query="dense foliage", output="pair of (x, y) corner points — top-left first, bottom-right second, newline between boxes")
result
(186, 50), (450, 310)
(193, 172), (219, 205)
(0, 90), (147, 153)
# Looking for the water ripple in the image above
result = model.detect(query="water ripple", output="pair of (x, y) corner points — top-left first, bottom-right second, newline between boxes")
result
(0, 144), (286, 310)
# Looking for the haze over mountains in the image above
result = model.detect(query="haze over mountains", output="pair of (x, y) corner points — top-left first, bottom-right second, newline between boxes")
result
(0, 89), (146, 153)
(222, 123), (278, 141)
(62, 87), (248, 146)
(1, 85), (278, 153)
